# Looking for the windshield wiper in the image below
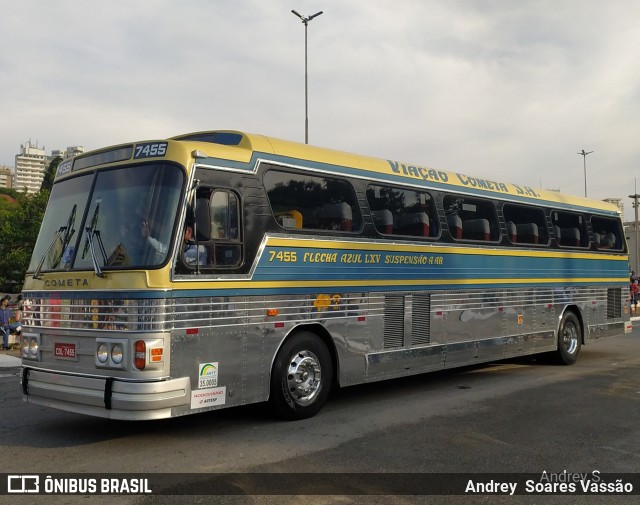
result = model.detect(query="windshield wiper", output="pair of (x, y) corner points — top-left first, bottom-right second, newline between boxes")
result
(82, 203), (107, 277)
(32, 227), (64, 279)
(32, 204), (77, 279)
(84, 226), (107, 277)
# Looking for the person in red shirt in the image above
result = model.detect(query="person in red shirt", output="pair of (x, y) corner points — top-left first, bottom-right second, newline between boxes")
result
(631, 280), (639, 316)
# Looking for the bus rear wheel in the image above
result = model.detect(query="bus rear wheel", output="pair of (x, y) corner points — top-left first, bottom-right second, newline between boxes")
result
(270, 332), (333, 420)
(554, 312), (582, 365)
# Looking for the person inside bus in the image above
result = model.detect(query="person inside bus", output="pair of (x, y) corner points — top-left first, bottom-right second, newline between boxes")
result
(140, 217), (167, 257)
(140, 218), (210, 267)
(183, 224), (208, 266)
(114, 212), (167, 265)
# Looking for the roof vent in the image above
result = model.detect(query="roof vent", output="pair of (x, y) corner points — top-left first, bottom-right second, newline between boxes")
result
(175, 132), (242, 146)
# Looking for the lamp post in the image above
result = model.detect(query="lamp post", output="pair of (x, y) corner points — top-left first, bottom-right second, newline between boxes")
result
(577, 149), (593, 197)
(291, 9), (323, 144)
(630, 183), (640, 274)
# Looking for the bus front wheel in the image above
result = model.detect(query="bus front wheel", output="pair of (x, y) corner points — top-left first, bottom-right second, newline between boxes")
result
(270, 332), (333, 420)
(555, 312), (582, 365)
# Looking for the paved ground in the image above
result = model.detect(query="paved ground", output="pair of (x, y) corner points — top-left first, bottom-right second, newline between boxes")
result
(0, 347), (20, 367)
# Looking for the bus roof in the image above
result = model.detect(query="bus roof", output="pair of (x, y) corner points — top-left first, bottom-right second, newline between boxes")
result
(63, 129), (619, 216)
(173, 130), (619, 215)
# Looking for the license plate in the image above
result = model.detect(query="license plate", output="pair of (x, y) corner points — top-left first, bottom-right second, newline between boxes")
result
(54, 342), (77, 360)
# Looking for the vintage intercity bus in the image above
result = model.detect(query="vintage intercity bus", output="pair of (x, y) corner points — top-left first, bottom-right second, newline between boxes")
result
(20, 130), (630, 420)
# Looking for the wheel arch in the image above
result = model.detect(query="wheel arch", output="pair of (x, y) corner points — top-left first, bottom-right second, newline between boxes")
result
(270, 323), (339, 389)
(559, 304), (585, 344)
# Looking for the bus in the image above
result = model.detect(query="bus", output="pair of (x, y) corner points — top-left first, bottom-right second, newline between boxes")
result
(20, 130), (630, 420)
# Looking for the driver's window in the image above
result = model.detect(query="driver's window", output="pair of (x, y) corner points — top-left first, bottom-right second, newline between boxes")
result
(180, 188), (242, 272)
(211, 191), (229, 239)
(209, 190), (242, 268)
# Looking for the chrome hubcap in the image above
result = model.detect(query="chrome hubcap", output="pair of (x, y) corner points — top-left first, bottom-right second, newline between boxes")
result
(562, 322), (578, 354)
(286, 350), (322, 405)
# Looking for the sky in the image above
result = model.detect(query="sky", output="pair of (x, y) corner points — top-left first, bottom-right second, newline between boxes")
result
(2, 0), (639, 219)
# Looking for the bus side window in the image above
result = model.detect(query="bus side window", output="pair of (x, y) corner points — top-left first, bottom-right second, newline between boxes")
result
(444, 195), (499, 242)
(503, 203), (548, 246)
(366, 184), (437, 238)
(264, 169), (362, 233)
(590, 215), (624, 251)
(552, 210), (588, 248)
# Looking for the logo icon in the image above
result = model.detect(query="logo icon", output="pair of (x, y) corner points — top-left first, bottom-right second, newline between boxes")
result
(8, 475), (40, 493)
(198, 362), (218, 388)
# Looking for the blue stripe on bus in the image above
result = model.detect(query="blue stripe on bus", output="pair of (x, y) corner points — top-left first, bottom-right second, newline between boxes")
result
(254, 246), (627, 281)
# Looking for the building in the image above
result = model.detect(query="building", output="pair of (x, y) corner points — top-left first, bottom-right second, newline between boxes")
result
(64, 146), (84, 159)
(48, 145), (84, 165)
(14, 142), (85, 194)
(603, 197), (624, 216)
(14, 141), (47, 193)
(0, 164), (13, 189)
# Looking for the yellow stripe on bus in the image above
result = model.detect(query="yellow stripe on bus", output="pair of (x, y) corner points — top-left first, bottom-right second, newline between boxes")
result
(171, 277), (627, 290)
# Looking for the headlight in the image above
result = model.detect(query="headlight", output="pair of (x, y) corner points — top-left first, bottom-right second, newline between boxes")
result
(97, 343), (109, 363)
(95, 338), (128, 369)
(29, 339), (39, 357)
(21, 334), (41, 361)
(111, 344), (124, 364)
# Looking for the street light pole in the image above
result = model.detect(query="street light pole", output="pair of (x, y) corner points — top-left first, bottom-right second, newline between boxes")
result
(291, 9), (323, 144)
(630, 181), (640, 274)
(577, 149), (593, 197)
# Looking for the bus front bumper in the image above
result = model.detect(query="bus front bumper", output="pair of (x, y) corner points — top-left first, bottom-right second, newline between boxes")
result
(21, 367), (191, 420)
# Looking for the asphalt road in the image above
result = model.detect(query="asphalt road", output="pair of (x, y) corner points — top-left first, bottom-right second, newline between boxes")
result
(1, 326), (639, 505)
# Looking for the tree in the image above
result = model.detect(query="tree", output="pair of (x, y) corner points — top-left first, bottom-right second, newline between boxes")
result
(41, 156), (62, 191)
(0, 189), (50, 292)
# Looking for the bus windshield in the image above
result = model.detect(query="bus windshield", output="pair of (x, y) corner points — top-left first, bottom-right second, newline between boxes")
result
(29, 162), (184, 273)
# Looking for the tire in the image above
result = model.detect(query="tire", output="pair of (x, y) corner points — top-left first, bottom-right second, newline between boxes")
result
(270, 332), (333, 420)
(554, 312), (582, 365)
